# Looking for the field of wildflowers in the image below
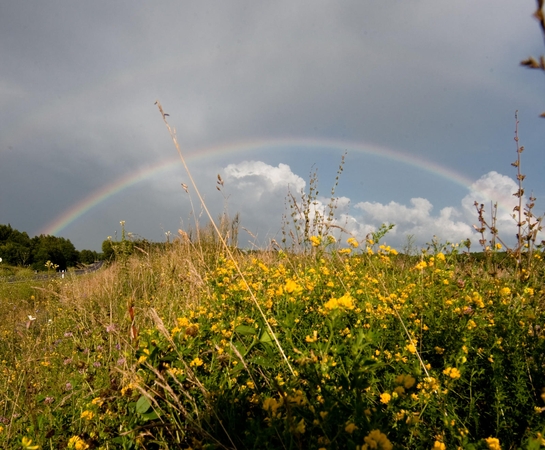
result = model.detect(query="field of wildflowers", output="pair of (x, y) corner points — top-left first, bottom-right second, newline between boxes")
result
(1, 224), (545, 449)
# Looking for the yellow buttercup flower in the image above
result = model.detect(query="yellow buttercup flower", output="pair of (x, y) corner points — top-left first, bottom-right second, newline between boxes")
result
(379, 392), (391, 404)
(67, 436), (90, 450)
(21, 437), (40, 450)
(443, 367), (461, 380)
(347, 237), (359, 248)
(190, 357), (204, 367)
(80, 410), (94, 420)
(324, 293), (355, 312)
(263, 396), (283, 415)
(284, 279), (302, 295)
(294, 418), (306, 434)
(362, 429), (393, 450)
(414, 261), (427, 270)
(485, 437), (501, 450)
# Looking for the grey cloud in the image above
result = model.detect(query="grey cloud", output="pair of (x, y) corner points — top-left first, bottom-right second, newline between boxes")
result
(1, 1), (544, 250)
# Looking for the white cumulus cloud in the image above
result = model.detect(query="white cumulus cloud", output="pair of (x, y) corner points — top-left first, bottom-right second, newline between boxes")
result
(224, 161), (306, 198)
(219, 163), (542, 251)
(352, 198), (474, 247)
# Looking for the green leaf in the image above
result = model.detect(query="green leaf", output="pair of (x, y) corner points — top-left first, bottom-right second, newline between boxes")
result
(259, 329), (274, 344)
(235, 324), (257, 335)
(136, 395), (152, 414)
(140, 411), (160, 421)
(229, 361), (245, 375)
(250, 355), (276, 368)
(233, 341), (247, 356)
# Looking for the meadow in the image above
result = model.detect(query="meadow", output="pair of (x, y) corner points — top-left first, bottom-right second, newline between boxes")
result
(1, 204), (545, 450)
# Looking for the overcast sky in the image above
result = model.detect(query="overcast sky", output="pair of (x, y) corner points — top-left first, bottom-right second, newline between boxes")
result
(1, 1), (545, 252)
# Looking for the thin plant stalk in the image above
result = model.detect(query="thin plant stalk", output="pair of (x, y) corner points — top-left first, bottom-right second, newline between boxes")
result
(155, 101), (295, 376)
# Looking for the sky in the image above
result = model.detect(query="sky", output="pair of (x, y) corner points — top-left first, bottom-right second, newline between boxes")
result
(1, 1), (545, 252)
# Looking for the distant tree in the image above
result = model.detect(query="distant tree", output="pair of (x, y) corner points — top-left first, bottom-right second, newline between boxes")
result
(102, 239), (115, 261)
(0, 225), (32, 266)
(0, 224), (14, 242)
(0, 224), (105, 269)
(80, 249), (99, 264)
(0, 241), (31, 266)
(31, 235), (78, 270)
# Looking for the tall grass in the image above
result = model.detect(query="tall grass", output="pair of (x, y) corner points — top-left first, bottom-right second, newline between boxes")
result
(2, 229), (545, 449)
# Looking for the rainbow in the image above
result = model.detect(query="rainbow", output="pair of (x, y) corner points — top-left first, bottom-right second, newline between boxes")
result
(39, 137), (489, 237)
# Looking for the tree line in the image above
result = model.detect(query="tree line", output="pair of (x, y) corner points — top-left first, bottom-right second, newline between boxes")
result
(0, 224), (102, 271)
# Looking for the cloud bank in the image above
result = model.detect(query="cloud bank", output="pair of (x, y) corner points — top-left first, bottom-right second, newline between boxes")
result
(218, 161), (539, 250)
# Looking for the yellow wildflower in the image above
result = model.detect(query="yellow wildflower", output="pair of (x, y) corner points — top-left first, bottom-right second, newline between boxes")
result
(67, 436), (90, 450)
(432, 441), (446, 450)
(337, 293), (355, 309)
(403, 374), (416, 389)
(485, 437), (501, 450)
(406, 343), (417, 354)
(309, 236), (321, 247)
(379, 392), (391, 404)
(285, 279), (302, 294)
(362, 429), (393, 450)
(177, 317), (190, 327)
(524, 287), (534, 296)
(80, 410), (94, 421)
(347, 237), (359, 248)
(324, 293), (355, 312)
(21, 437), (39, 450)
(414, 261), (427, 270)
(436, 252), (446, 261)
(263, 397), (283, 414)
(499, 287), (511, 297)
(305, 330), (318, 343)
(345, 422), (358, 434)
(443, 367), (461, 380)
(190, 357), (204, 367)
(394, 386), (405, 395)
(294, 418), (306, 434)
(91, 397), (104, 407)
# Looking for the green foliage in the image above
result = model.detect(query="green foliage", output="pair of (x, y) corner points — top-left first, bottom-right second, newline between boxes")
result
(0, 224), (32, 266)
(101, 238), (115, 261)
(78, 249), (99, 265)
(30, 235), (78, 271)
(0, 224), (102, 270)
